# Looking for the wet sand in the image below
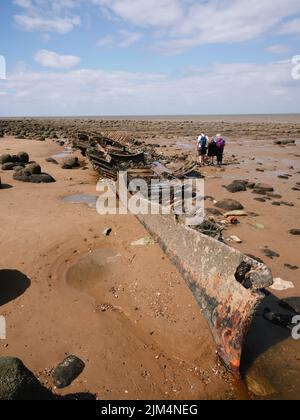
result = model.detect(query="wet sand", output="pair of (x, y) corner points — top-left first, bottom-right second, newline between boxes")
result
(0, 137), (233, 400)
(0, 114), (300, 400)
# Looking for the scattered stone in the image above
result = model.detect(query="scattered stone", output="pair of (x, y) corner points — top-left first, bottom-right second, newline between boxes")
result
(206, 208), (223, 216)
(52, 356), (85, 389)
(215, 199), (244, 211)
(196, 220), (223, 240)
(278, 175), (289, 179)
(228, 235), (243, 244)
(274, 139), (295, 145)
(267, 193), (282, 199)
(246, 368), (276, 397)
(252, 223), (265, 230)
(226, 181), (247, 193)
(62, 157), (80, 170)
(284, 264), (299, 271)
(17, 152), (29, 164)
(0, 357), (50, 400)
(103, 228), (112, 237)
(262, 247), (280, 259)
(26, 163), (41, 175)
(270, 278), (295, 291)
(29, 174), (56, 183)
(224, 210), (248, 217)
(2, 162), (17, 171)
(254, 183), (274, 192)
(254, 197), (266, 202)
(0, 154), (12, 164)
(46, 157), (58, 165)
(289, 229), (300, 236)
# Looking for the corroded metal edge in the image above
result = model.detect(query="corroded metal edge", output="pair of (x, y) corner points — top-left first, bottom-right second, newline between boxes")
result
(135, 213), (273, 376)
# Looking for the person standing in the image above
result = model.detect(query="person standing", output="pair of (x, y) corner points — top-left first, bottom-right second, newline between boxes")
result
(215, 134), (226, 166)
(207, 137), (217, 165)
(197, 133), (209, 166)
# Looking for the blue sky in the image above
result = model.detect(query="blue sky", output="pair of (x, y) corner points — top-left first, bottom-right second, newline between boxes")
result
(0, 0), (300, 116)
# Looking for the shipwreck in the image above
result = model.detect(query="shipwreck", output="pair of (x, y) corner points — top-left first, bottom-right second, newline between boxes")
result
(71, 131), (274, 376)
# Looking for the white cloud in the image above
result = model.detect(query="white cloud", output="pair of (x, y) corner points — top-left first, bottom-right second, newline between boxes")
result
(278, 18), (300, 36)
(34, 50), (81, 69)
(0, 60), (298, 116)
(97, 30), (142, 48)
(266, 44), (291, 54)
(95, 0), (300, 52)
(14, 0), (81, 34)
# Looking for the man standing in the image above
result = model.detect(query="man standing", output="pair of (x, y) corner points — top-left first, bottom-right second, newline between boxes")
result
(197, 133), (209, 166)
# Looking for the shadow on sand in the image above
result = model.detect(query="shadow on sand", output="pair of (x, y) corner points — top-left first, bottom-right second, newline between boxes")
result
(0, 269), (31, 306)
(0, 184), (13, 190)
(241, 292), (300, 376)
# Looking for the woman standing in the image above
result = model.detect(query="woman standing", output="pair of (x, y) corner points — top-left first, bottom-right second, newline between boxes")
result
(215, 134), (226, 166)
(207, 137), (217, 165)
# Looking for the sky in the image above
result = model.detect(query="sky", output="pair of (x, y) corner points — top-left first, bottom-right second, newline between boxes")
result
(0, 0), (300, 116)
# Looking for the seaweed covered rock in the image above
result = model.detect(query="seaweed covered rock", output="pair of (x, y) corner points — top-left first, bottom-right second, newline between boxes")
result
(0, 154), (12, 164)
(215, 199), (244, 211)
(26, 163), (41, 175)
(62, 157), (80, 170)
(17, 152), (29, 164)
(0, 357), (50, 400)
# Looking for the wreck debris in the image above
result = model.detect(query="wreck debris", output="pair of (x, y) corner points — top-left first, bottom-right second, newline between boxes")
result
(70, 130), (274, 376)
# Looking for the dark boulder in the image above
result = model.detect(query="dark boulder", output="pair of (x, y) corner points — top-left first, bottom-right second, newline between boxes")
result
(17, 152), (29, 164)
(26, 163), (41, 175)
(226, 181), (247, 193)
(62, 157), (80, 170)
(52, 356), (85, 389)
(0, 357), (51, 400)
(215, 199), (244, 211)
(0, 154), (12, 164)
(290, 229), (300, 236)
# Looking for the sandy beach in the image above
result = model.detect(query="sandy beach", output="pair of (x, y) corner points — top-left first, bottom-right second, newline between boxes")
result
(0, 115), (300, 400)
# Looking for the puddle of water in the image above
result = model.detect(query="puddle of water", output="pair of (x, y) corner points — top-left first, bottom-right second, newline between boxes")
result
(63, 194), (98, 208)
(65, 249), (125, 301)
(52, 147), (74, 159)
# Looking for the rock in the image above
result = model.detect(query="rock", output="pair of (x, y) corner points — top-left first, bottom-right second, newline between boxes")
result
(289, 229), (300, 236)
(284, 264), (299, 271)
(206, 208), (223, 216)
(252, 223), (265, 230)
(13, 169), (55, 183)
(46, 158), (58, 165)
(226, 181), (247, 193)
(224, 210), (248, 217)
(52, 356), (85, 389)
(278, 175), (289, 179)
(17, 152), (29, 164)
(0, 357), (50, 400)
(254, 183), (274, 192)
(26, 163), (41, 175)
(274, 139), (295, 145)
(228, 235), (243, 244)
(246, 368), (276, 397)
(62, 157), (80, 170)
(246, 254), (265, 264)
(29, 174), (56, 183)
(262, 247), (280, 259)
(196, 220), (223, 240)
(254, 197), (266, 202)
(215, 199), (244, 211)
(2, 162), (17, 171)
(267, 193), (282, 199)
(103, 228), (112, 237)
(270, 278), (295, 291)
(0, 154), (12, 164)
